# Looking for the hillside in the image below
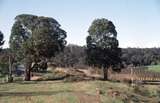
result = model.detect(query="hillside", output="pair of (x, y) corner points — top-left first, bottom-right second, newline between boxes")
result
(0, 80), (160, 103)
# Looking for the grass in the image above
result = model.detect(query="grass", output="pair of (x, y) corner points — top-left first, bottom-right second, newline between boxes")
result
(147, 65), (160, 72)
(0, 68), (160, 103)
(0, 80), (160, 103)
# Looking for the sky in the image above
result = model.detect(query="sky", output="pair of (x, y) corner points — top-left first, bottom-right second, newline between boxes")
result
(0, 0), (160, 48)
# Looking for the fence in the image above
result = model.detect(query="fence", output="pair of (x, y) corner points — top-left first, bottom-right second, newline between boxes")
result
(108, 67), (160, 83)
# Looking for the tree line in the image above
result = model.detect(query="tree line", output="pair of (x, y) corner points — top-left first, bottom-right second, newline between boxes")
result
(0, 14), (159, 81)
(121, 48), (160, 66)
(1, 46), (160, 73)
(51, 45), (160, 67)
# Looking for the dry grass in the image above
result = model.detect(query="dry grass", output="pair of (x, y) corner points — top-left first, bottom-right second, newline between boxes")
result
(0, 67), (160, 103)
(0, 80), (160, 103)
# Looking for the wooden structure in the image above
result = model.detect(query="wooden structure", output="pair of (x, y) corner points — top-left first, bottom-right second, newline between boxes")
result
(108, 67), (160, 83)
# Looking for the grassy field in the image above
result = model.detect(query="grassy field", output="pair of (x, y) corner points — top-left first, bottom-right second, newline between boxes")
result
(0, 80), (160, 103)
(0, 67), (160, 103)
(147, 65), (160, 72)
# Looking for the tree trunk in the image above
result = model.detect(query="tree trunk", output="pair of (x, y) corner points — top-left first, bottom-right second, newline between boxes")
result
(103, 67), (108, 80)
(8, 55), (13, 82)
(25, 59), (32, 81)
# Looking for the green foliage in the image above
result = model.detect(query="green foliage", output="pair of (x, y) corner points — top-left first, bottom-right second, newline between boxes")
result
(147, 65), (160, 72)
(9, 21), (26, 62)
(0, 49), (10, 77)
(0, 81), (159, 103)
(10, 14), (67, 62)
(86, 18), (121, 68)
(0, 63), (9, 76)
(52, 44), (86, 67)
(0, 31), (4, 51)
(9, 14), (67, 80)
(121, 48), (160, 67)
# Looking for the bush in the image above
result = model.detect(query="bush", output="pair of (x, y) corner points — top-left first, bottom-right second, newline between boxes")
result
(0, 63), (9, 76)
(43, 72), (67, 80)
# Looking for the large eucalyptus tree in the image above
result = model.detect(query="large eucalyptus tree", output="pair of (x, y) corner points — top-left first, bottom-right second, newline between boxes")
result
(10, 14), (67, 80)
(86, 18), (121, 80)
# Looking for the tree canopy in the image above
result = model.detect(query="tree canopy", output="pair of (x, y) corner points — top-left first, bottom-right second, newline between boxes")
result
(9, 14), (67, 80)
(0, 31), (4, 51)
(51, 44), (86, 67)
(121, 48), (160, 67)
(10, 14), (66, 61)
(86, 18), (121, 79)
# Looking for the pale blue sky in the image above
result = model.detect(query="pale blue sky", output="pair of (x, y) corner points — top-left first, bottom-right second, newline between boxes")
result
(0, 0), (160, 48)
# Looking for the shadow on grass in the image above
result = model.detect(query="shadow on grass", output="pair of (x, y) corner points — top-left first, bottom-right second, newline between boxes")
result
(0, 80), (67, 86)
(0, 90), (73, 97)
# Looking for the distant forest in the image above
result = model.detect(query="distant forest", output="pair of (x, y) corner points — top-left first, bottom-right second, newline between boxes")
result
(52, 45), (160, 68)
(0, 44), (160, 67)
(1, 45), (159, 68)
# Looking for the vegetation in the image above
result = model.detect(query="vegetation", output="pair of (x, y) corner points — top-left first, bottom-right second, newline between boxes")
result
(86, 18), (121, 79)
(121, 48), (160, 67)
(0, 31), (4, 51)
(0, 49), (10, 76)
(1, 13), (160, 103)
(51, 44), (86, 67)
(9, 14), (67, 80)
(147, 65), (160, 72)
(50, 45), (160, 69)
(0, 80), (160, 103)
